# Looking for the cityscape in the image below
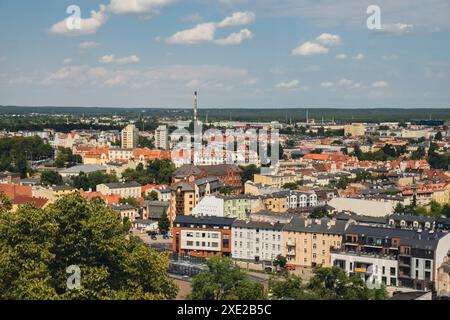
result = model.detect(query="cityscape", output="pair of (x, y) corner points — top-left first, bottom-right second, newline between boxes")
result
(0, 0), (450, 307)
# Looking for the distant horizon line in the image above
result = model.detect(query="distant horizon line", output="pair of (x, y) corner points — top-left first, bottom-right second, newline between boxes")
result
(2, 105), (450, 110)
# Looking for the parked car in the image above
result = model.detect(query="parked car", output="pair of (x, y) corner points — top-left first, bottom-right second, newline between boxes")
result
(162, 234), (170, 240)
(150, 235), (157, 240)
(286, 264), (296, 271)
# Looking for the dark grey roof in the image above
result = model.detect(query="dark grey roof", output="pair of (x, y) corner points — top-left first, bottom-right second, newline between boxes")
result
(345, 225), (447, 250)
(174, 215), (236, 227)
(174, 164), (203, 178)
(388, 214), (436, 223)
(145, 201), (169, 219)
(284, 216), (347, 235)
(232, 219), (285, 231)
(335, 212), (386, 225)
(103, 181), (141, 189)
(197, 164), (241, 175)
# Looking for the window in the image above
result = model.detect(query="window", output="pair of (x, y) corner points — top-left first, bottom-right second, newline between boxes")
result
(390, 278), (397, 286)
(382, 266), (385, 275)
(425, 271), (431, 281)
(425, 260), (431, 269)
(187, 241), (193, 246)
(390, 267), (396, 276)
(415, 259), (419, 268)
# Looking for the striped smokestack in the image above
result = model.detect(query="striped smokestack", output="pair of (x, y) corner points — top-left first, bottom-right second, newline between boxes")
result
(194, 91), (198, 121)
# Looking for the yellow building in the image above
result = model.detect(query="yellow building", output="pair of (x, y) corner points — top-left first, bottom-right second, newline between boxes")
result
(260, 194), (288, 213)
(51, 186), (78, 197)
(344, 123), (366, 137)
(253, 173), (297, 188)
(283, 217), (347, 268)
(121, 124), (139, 149)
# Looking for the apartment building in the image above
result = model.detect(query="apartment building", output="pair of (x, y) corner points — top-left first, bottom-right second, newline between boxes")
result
(109, 148), (134, 162)
(121, 124), (139, 149)
(232, 219), (285, 264)
(169, 177), (221, 221)
(277, 190), (318, 209)
(283, 217), (347, 268)
(111, 204), (138, 222)
(155, 125), (169, 150)
(260, 193), (288, 213)
(331, 225), (450, 290)
(253, 173), (297, 188)
(97, 182), (142, 198)
(172, 215), (235, 258)
(344, 123), (366, 137)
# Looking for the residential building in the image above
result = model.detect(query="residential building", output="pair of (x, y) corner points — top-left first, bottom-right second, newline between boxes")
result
(155, 125), (169, 150)
(331, 225), (450, 290)
(232, 219), (285, 264)
(344, 123), (366, 137)
(172, 215), (235, 258)
(121, 124), (139, 149)
(283, 217), (348, 268)
(111, 204), (138, 222)
(97, 182), (142, 198)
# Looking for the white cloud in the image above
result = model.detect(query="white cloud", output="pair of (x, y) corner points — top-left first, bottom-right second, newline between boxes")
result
(166, 23), (216, 45)
(214, 29), (253, 46)
(292, 41), (329, 56)
(371, 81), (388, 88)
(79, 41), (100, 49)
(99, 55), (141, 65)
(63, 58), (73, 65)
(320, 78), (353, 88)
(315, 33), (341, 46)
(49, 5), (108, 36)
(99, 55), (115, 64)
(336, 54), (347, 59)
(167, 12), (255, 46)
(378, 23), (414, 35)
(276, 80), (299, 89)
(116, 55), (141, 65)
(352, 53), (364, 60)
(217, 11), (255, 28)
(107, 0), (174, 15)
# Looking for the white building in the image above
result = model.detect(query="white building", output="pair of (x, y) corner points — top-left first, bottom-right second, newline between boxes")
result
(328, 197), (397, 217)
(155, 125), (169, 150)
(232, 219), (285, 263)
(192, 196), (224, 217)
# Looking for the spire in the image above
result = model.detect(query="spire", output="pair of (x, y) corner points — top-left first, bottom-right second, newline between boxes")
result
(194, 91), (198, 121)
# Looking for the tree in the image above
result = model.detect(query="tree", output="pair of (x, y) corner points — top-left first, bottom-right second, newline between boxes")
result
(138, 136), (155, 149)
(442, 204), (450, 218)
(119, 197), (139, 207)
(435, 131), (443, 141)
(239, 164), (260, 183)
(394, 203), (405, 215)
(71, 171), (118, 191)
(146, 159), (176, 184)
(0, 193), (178, 300)
(270, 267), (388, 300)
(55, 147), (81, 168)
(0, 192), (12, 212)
(145, 191), (159, 201)
(219, 186), (233, 195)
(309, 207), (331, 219)
(158, 209), (170, 233)
(189, 256), (266, 300)
(273, 255), (287, 269)
(41, 170), (63, 186)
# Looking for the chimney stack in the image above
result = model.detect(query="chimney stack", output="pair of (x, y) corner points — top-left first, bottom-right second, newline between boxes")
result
(194, 91), (198, 121)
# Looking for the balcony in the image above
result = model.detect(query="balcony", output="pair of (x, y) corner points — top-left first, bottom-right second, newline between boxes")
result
(287, 239), (296, 247)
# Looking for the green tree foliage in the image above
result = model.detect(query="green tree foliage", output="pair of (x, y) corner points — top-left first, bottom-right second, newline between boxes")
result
(270, 267), (388, 300)
(435, 131), (443, 141)
(410, 146), (426, 160)
(0, 192), (12, 212)
(0, 193), (177, 300)
(0, 136), (54, 177)
(239, 164), (260, 183)
(427, 143), (450, 170)
(189, 256), (266, 300)
(145, 191), (159, 201)
(123, 160), (175, 185)
(138, 136), (155, 149)
(40, 170), (63, 186)
(219, 186), (233, 195)
(273, 255), (287, 269)
(55, 147), (81, 168)
(309, 207), (331, 219)
(71, 171), (118, 191)
(119, 197), (139, 207)
(158, 210), (170, 233)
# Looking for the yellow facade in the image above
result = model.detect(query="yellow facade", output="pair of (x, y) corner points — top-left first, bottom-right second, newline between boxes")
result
(344, 123), (366, 137)
(261, 196), (288, 213)
(283, 230), (342, 268)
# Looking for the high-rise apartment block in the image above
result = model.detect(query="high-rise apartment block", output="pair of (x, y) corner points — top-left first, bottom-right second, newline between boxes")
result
(121, 124), (139, 149)
(155, 125), (169, 150)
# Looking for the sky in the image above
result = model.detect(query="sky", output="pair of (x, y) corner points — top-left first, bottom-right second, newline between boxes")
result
(0, 0), (450, 109)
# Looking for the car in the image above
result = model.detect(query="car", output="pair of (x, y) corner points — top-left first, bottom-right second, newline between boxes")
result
(163, 234), (170, 240)
(150, 235), (157, 240)
(264, 266), (273, 273)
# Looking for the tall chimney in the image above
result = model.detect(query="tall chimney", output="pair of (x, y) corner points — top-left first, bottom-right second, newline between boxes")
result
(194, 91), (198, 121)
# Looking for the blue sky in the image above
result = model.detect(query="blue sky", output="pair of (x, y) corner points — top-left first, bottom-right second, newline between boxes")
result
(0, 0), (450, 108)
